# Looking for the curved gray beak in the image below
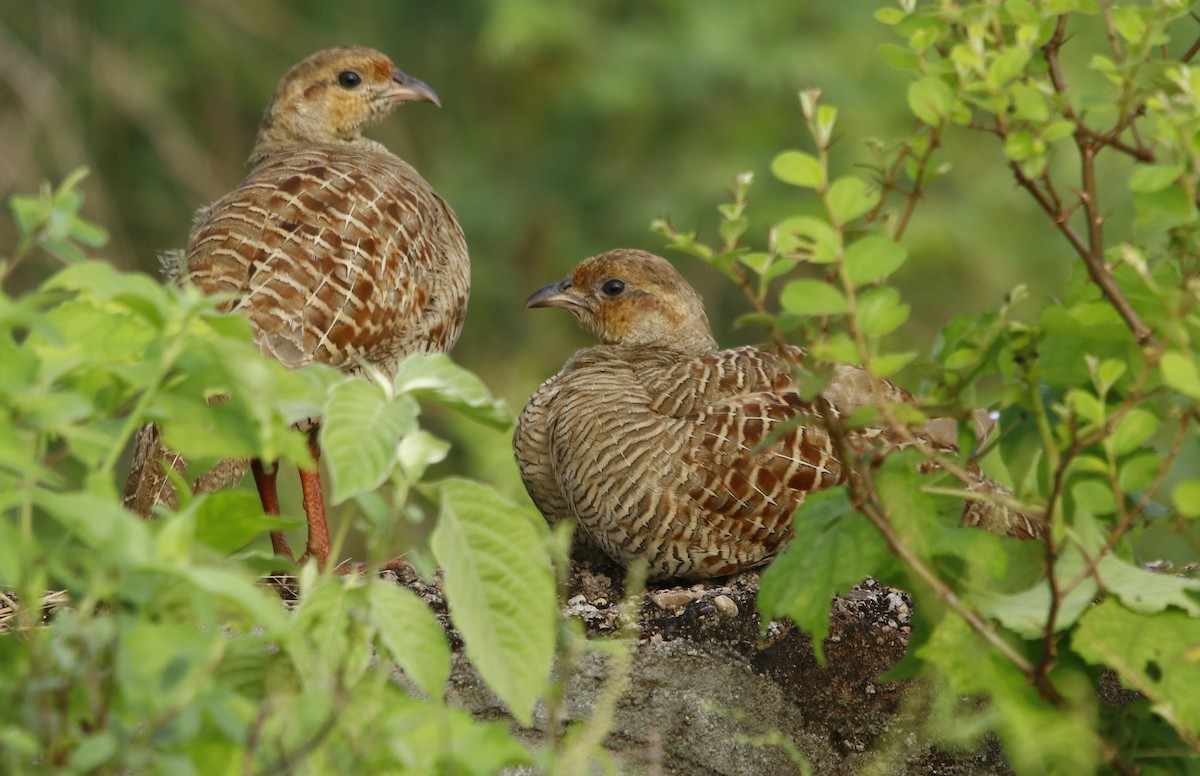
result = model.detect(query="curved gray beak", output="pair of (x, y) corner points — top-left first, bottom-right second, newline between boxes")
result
(387, 70), (441, 107)
(525, 278), (588, 312)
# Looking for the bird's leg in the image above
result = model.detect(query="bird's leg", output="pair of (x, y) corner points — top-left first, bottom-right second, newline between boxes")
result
(297, 428), (331, 568)
(252, 459), (295, 560)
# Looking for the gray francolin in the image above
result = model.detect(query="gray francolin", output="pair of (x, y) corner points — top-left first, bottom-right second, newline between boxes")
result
(513, 249), (1037, 580)
(123, 46), (469, 567)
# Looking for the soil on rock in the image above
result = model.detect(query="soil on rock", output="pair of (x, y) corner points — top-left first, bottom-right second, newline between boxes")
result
(387, 557), (1015, 775)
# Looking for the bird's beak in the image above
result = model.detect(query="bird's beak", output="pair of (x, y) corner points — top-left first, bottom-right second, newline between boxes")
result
(385, 70), (441, 107)
(525, 278), (589, 313)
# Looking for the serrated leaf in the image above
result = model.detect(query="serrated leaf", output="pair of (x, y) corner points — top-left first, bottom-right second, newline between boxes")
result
(908, 76), (956, 126)
(780, 279), (848, 316)
(368, 582), (451, 698)
(1096, 554), (1200, 616)
(771, 150), (824, 188)
(844, 236), (908, 286)
(975, 570), (1096, 638)
(826, 177), (879, 225)
(1075, 600), (1200, 735)
(758, 488), (886, 663)
(321, 380), (419, 503)
(430, 479), (555, 725)
(393, 353), (511, 428)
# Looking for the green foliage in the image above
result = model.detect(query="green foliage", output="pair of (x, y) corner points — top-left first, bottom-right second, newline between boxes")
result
(0, 174), (555, 772)
(656, 1), (1200, 770)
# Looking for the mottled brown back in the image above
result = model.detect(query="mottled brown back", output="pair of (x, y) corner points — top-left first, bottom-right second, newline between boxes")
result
(517, 345), (844, 579)
(186, 145), (468, 373)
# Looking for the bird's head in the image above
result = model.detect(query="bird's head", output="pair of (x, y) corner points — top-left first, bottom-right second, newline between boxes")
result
(526, 249), (718, 354)
(251, 46), (440, 163)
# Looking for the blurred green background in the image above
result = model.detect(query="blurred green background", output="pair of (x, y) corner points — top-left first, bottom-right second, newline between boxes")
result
(1, 1), (1085, 506)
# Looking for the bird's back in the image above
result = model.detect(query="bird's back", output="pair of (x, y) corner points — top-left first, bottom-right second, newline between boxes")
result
(185, 144), (469, 375)
(517, 344), (845, 579)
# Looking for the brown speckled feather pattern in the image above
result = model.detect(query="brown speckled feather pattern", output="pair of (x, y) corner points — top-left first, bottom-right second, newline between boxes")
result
(515, 249), (1041, 580)
(124, 47), (469, 521)
(187, 145), (468, 373)
(518, 344), (844, 579)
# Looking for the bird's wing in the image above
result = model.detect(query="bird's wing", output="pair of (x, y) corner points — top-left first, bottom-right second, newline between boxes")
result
(545, 348), (844, 579)
(514, 370), (574, 523)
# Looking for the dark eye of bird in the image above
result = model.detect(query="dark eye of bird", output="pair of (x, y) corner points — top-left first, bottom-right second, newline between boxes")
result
(600, 279), (626, 297)
(337, 70), (363, 89)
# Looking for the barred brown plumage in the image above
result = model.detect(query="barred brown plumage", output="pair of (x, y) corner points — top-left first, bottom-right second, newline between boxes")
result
(123, 46), (469, 568)
(514, 249), (1039, 580)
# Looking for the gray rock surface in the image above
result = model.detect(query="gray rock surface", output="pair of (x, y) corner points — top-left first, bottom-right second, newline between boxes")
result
(388, 559), (1015, 775)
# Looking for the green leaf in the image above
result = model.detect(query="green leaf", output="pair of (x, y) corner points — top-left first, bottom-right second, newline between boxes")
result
(856, 287), (911, 337)
(877, 43), (919, 70)
(1110, 6), (1145, 43)
(1072, 479), (1115, 514)
(67, 733), (119, 772)
(868, 350), (917, 378)
(1096, 554), (1200, 616)
(809, 332), (859, 364)
(1134, 183), (1197, 232)
(758, 488), (887, 663)
(1161, 351), (1200, 401)
(843, 236), (908, 286)
(191, 491), (300, 554)
(771, 150), (824, 188)
(35, 490), (152, 559)
(987, 48), (1031, 86)
(430, 479), (555, 725)
(393, 353), (511, 428)
(1009, 83), (1049, 122)
(1075, 600), (1200, 735)
(321, 380), (420, 504)
(825, 177), (880, 225)
(775, 216), (842, 263)
(780, 279), (849, 316)
(368, 582), (452, 698)
(974, 566), (1097, 638)
(1128, 164), (1183, 194)
(1005, 0), (1041, 26)
(1174, 481), (1200, 518)
(907, 76), (956, 125)
(1105, 407), (1158, 456)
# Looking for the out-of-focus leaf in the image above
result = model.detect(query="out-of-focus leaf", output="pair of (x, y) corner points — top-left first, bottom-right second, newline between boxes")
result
(393, 354), (511, 428)
(780, 279), (848, 316)
(844, 236), (908, 286)
(368, 582), (451, 698)
(908, 76), (956, 125)
(771, 150), (824, 188)
(826, 177), (880, 225)
(430, 479), (555, 725)
(1076, 600), (1200, 735)
(758, 488), (887, 662)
